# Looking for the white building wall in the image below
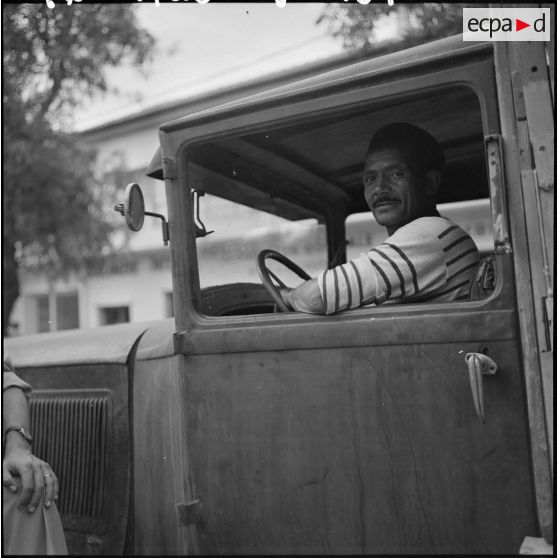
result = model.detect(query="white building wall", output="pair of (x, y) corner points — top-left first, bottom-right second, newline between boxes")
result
(84, 265), (173, 325)
(11, 253), (173, 334)
(93, 127), (160, 172)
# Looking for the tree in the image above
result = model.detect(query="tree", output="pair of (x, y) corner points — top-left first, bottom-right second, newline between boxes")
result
(317, 3), (484, 53)
(2, 4), (155, 334)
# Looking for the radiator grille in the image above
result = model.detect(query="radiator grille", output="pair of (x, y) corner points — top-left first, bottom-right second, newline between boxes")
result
(30, 394), (108, 518)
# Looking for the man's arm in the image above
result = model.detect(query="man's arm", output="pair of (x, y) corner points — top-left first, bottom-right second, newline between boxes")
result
(3, 385), (59, 512)
(280, 278), (325, 313)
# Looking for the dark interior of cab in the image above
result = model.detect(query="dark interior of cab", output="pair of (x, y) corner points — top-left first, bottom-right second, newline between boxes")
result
(184, 85), (492, 316)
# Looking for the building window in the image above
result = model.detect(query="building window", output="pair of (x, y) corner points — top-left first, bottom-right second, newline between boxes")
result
(165, 292), (174, 318)
(100, 306), (130, 325)
(36, 292), (80, 333)
(57, 293), (80, 330)
(37, 296), (50, 333)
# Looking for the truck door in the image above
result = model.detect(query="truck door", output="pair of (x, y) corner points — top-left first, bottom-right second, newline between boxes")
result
(162, 40), (544, 554)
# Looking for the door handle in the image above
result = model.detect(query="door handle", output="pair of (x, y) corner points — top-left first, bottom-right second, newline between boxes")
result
(464, 353), (498, 423)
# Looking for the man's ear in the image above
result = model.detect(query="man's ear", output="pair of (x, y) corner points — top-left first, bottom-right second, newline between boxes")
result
(424, 169), (441, 197)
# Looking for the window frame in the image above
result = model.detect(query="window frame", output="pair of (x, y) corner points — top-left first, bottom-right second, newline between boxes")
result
(162, 49), (514, 351)
(99, 305), (130, 326)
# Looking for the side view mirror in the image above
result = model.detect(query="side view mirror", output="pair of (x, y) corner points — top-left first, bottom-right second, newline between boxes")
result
(115, 183), (170, 246)
(116, 183), (145, 231)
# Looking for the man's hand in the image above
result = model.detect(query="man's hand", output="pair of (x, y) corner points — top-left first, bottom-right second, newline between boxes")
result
(279, 288), (295, 310)
(3, 446), (59, 513)
(279, 279), (325, 314)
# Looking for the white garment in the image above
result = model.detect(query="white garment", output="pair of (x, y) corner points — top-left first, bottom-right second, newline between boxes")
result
(317, 216), (480, 315)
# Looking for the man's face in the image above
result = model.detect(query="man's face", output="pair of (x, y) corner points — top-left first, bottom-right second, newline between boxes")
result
(363, 147), (431, 233)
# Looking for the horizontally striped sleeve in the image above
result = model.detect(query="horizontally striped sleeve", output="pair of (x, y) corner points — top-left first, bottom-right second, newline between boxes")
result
(317, 217), (451, 314)
(437, 221), (480, 299)
(317, 255), (385, 314)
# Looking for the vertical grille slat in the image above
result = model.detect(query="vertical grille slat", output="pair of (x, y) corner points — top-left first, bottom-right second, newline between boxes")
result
(59, 399), (71, 509)
(82, 399), (94, 516)
(67, 399), (80, 516)
(92, 398), (105, 517)
(79, 400), (89, 517)
(48, 399), (62, 498)
(93, 398), (107, 517)
(76, 399), (87, 516)
(86, 400), (96, 515)
(29, 394), (109, 518)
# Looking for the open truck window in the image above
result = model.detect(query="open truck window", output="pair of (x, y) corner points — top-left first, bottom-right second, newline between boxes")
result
(186, 84), (494, 318)
(192, 194), (327, 315)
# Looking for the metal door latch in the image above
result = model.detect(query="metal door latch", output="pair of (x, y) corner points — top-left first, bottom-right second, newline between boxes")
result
(176, 499), (206, 528)
(464, 353), (498, 423)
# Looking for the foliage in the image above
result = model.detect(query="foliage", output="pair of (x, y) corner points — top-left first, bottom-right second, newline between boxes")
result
(2, 4), (155, 334)
(317, 3), (484, 52)
(3, 4), (154, 122)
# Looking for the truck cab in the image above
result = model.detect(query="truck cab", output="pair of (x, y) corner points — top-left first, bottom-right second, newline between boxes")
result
(5, 33), (554, 554)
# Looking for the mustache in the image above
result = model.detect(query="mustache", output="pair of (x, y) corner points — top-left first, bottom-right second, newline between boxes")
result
(371, 193), (400, 207)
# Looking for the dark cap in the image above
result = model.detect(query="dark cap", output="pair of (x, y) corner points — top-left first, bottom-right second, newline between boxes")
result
(366, 122), (445, 175)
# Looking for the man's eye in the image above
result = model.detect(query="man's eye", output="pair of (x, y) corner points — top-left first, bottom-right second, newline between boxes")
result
(392, 170), (404, 178)
(365, 175), (376, 184)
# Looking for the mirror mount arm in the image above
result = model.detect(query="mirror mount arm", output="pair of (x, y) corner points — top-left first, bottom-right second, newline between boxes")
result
(114, 201), (170, 246)
(192, 189), (214, 238)
(145, 211), (170, 246)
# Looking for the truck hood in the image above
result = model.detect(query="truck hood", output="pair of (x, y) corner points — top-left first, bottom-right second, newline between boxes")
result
(3, 321), (156, 368)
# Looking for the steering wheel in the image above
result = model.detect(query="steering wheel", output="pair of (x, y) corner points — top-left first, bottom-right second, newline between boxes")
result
(257, 249), (311, 312)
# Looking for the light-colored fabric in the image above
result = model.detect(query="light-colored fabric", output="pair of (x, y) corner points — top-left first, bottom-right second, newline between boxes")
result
(2, 487), (68, 555)
(317, 216), (479, 314)
(3, 368), (32, 399)
(3, 366), (67, 554)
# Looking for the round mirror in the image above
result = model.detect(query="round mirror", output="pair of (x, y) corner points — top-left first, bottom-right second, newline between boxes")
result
(124, 183), (145, 231)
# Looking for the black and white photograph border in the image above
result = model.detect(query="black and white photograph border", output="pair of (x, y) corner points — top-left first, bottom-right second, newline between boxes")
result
(2, 1), (555, 555)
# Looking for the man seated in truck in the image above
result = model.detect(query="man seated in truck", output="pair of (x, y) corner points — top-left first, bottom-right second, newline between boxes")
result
(280, 122), (480, 314)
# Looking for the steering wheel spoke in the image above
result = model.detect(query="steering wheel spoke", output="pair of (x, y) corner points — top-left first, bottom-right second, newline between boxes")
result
(267, 269), (288, 290)
(256, 249), (311, 312)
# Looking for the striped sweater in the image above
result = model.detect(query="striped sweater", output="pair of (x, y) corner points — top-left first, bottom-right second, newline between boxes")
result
(317, 216), (480, 315)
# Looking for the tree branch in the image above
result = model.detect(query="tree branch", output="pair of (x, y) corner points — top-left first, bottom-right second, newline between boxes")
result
(35, 58), (65, 122)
